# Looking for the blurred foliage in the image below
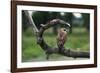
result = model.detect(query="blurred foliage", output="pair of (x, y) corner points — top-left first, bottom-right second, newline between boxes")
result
(22, 27), (89, 62)
(32, 11), (50, 29)
(22, 11), (90, 62)
(82, 13), (90, 30)
(22, 10), (90, 34)
(22, 11), (30, 31)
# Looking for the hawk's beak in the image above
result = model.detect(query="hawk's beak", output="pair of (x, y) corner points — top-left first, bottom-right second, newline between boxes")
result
(66, 23), (71, 27)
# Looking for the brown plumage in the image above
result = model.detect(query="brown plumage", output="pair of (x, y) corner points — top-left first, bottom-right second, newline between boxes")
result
(57, 28), (68, 52)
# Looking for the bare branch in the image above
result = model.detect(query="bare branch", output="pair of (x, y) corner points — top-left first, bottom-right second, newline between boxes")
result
(24, 11), (39, 33)
(36, 19), (90, 59)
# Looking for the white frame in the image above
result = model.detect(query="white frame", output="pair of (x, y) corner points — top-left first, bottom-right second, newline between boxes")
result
(17, 5), (94, 68)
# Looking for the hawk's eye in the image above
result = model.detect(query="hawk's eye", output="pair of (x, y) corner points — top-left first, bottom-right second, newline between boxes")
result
(64, 29), (66, 31)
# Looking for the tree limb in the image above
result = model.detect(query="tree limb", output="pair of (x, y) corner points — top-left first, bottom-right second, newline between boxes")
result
(36, 19), (90, 59)
(24, 11), (39, 33)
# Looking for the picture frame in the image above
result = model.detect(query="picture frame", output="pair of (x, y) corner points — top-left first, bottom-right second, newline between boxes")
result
(11, 1), (97, 73)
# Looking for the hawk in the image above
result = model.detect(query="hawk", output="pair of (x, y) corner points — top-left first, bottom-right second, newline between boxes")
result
(57, 28), (68, 52)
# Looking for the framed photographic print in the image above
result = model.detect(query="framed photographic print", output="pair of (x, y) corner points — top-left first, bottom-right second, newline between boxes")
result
(11, 1), (97, 73)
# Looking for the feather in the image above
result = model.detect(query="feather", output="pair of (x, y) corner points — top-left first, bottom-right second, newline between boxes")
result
(57, 28), (67, 52)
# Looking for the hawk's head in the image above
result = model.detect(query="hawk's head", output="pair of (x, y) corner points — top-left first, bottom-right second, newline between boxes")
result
(60, 28), (69, 33)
